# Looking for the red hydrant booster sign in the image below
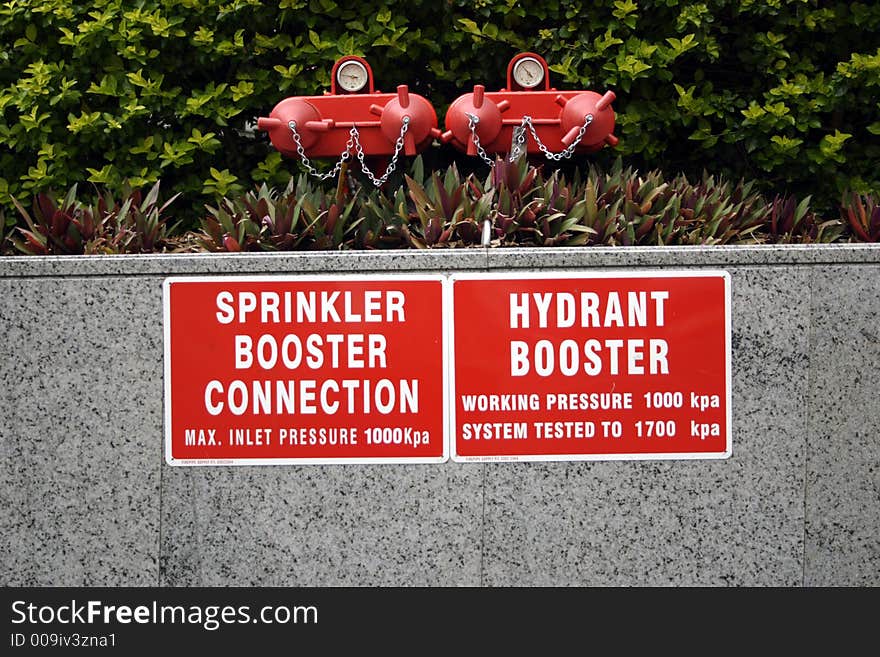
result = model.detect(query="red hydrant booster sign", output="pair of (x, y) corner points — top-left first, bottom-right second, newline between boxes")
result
(450, 272), (731, 462)
(163, 276), (448, 465)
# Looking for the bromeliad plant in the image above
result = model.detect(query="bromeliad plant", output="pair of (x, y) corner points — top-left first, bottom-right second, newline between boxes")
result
(357, 156), (849, 249)
(841, 192), (880, 243)
(471, 159), (749, 247)
(473, 158), (844, 247)
(761, 193), (846, 244)
(404, 164), (494, 248)
(8, 181), (180, 255)
(198, 169), (360, 251)
(3, 157), (871, 254)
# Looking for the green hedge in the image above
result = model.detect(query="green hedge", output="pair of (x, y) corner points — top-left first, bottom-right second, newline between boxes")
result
(1, 0), (878, 226)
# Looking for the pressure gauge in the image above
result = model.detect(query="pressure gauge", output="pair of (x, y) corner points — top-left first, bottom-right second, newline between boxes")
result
(336, 60), (368, 93)
(512, 56), (545, 88)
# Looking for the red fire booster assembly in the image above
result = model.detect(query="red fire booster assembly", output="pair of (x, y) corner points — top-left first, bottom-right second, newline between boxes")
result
(257, 53), (617, 175)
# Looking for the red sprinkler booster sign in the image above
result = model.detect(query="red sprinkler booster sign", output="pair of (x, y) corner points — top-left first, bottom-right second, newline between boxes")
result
(442, 52), (618, 158)
(164, 276), (448, 465)
(257, 56), (441, 159)
(450, 272), (731, 462)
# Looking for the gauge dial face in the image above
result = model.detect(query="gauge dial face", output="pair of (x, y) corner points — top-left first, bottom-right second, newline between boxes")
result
(337, 60), (368, 92)
(512, 57), (545, 88)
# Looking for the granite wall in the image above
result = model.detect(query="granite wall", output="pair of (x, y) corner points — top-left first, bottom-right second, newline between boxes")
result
(1, 246), (877, 586)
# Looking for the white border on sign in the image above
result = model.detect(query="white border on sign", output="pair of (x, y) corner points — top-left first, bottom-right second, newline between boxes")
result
(163, 275), (450, 466)
(447, 270), (733, 463)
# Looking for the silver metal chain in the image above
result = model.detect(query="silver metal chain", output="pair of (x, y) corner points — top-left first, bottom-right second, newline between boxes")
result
(354, 116), (410, 187)
(465, 113), (496, 167)
(289, 120), (352, 181)
(523, 113), (594, 161)
(289, 116), (410, 186)
(465, 113), (595, 165)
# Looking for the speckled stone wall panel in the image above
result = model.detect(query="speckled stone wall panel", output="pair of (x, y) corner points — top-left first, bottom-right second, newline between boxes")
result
(480, 267), (809, 586)
(2, 248), (879, 587)
(805, 265), (880, 586)
(0, 277), (162, 586)
(159, 464), (483, 586)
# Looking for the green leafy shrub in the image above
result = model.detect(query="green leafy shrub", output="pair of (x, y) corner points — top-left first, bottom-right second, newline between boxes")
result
(1, 0), (877, 229)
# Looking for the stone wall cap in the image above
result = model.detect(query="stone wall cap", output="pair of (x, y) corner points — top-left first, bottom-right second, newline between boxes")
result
(1, 244), (878, 278)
